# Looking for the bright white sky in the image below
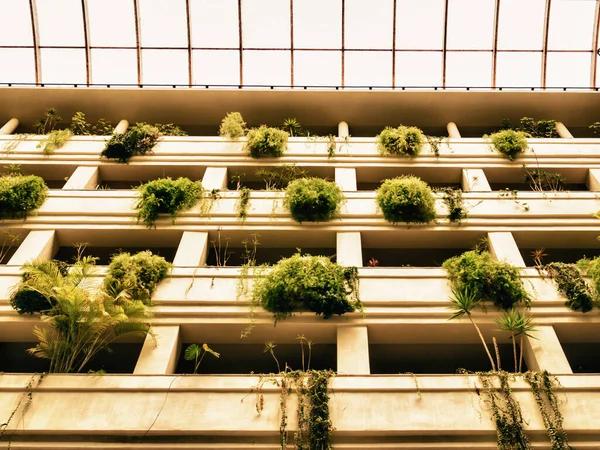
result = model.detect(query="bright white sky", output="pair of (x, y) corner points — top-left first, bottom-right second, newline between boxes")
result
(0, 0), (597, 88)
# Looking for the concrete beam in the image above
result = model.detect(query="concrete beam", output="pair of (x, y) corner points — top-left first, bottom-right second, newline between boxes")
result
(0, 118), (19, 135)
(335, 168), (357, 192)
(446, 122), (461, 138)
(62, 166), (99, 190)
(487, 232), (526, 267)
(555, 122), (574, 139)
(462, 169), (492, 192)
(523, 325), (572, 374)
(586, 169), (600, 191)
(337, 326), (370, 374)
(7, 230), (57, 265)
(173, 232), (209, 267)
(336, 232), (362, 267)
(202, 167), (228, 191)
(113, 120), (129, 134)
(133, 326), (181, 375)
(338, 121), (349, 138)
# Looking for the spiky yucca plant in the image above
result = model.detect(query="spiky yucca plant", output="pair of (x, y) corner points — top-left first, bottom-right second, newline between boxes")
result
(496, 309), (537, 372)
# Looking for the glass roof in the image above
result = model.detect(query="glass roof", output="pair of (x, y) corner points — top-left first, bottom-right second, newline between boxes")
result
(0, 0), (598, 89)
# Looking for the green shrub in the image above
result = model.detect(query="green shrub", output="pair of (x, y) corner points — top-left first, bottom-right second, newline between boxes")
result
(252, 253), (361, 323)
(376, 126), (424, 157)
(0, 174), (48, 219)
(154, 123), (187, 136)
(219, 112), (247, 139)
(502, 117), (558, 138)
(576, 257), (600, 307)
(10, 259), (69, 315)
(487, 129), (529, 161)
(376, 176), (436, 224)
(284, 178), (344, 223)
(545, 262), (594, 313)
(442, 250), (530, 310)
(135, 177), (204, 227)
(101, 123), (161, 163)
(104, 251), (171, 304)
(244, 126), (288, 158)
(70, 112), (113, 135)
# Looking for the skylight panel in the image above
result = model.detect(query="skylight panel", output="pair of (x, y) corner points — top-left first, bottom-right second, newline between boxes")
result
(548, 0), (596, 50)
(0, 0), (32, 46)
(496, 53), (542, 87)
(345, 0), (394, 49)
(140, 0), (187, 47)
(294, 0), (341, 49)
(395, 52), (443, 87)
(193, 50), (240, 85)
(190, 0), (239, 48)
(0, 49), (36, 83)
(396, 0), (445, 50)
(497, 0), (545, 50)
(345, 51), (393, 86)
(37, 0), (84, 46)
(242, 0), (290, 48)
(91, 49), (138, 85)
(142, 50), (188, 85)
(447, 0), (495, 50)
(446, 52), (492, 86)
(41, 49), (86, 84)
(243, 50), (290, 85)
(546, 53), (591, 87)
(88, 0), (136, 47)
(294, 51), (342, 86)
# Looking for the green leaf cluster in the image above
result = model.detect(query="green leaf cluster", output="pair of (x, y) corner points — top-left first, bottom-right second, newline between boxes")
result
(37, 129), (73, 155)
(487, 129), (529, 161)
(134, 177), (204, 227)
(101, 123), (161, 163)
(245, 125), (289, 158)
(219, 112), (247, 139)
(502, 117), (558, 138)
(443, 250), (530, 310)
(284, 177), (344, 223)
(376, 176), (436, 224)
(0, 174), (48, 219)
(545, 262), (594, 313)
(253, 253), (361, 323)
(376, 125), (425, 157)
(103, 251), (171, 304)
(70, 112), (113, 135)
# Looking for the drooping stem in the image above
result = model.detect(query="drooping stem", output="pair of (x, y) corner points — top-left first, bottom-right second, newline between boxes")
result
(512, 332), (518, 373)
(469, 315), (496, 371)
(493, 337), (502, 371)
(519, 336), (524, 373)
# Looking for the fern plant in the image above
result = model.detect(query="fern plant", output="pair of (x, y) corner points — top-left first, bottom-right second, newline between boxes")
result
(245, 126), (288, 158)
(283, 178), (344, 223)
(101, 123), (161, 163)
(376, 125), (425, 157)
(0, 173), (48, 219)
(376, 176), (436, 224)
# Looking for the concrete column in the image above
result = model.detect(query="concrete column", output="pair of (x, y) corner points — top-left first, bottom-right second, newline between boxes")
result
(586, 169), (600, 191)
(7, 230), (57, 265)
(337, 326), (370, 374)
(487, 232), (526, 267)
(134, 326), (181, 375)
(335, 168), (357, 192)
(338, 121), (349, 138)
(462, 169), (492, 192)
(202, 167), (228, 191)
(522, 325), (572, 374)
(113, 120), (129, 134)
(555, 122), (573, 139)
(62, 166), (99, 190)
(173, 231), (209, 267)
(446, 122), (461, 138)
(0, 118), (19, 135)
(337, 232), (362, 267)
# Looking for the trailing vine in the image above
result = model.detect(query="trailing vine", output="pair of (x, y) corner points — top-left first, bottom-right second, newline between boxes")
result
(236, 186), (251, 222)
(544, 262), (594, 313)
(437, 187), (467, 223)
(0, 373), (44, 448)
(523, 371), (571, 450)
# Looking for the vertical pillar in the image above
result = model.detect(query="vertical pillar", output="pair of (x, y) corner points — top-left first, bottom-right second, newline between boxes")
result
(113, 120), (129, 135)
(446, 122), (461, 138)
(134, 326), (181, 375)
(338, 121), (349, 138)
(555, 122), (573, 139)
(522, 326), (572, 374)
(173, 231), (209, 267)
(586, 169), (600, 191)
(487, 232), (526, 267)
(336, 232), (362, 267)
(202, 167), (228, 191)
(62, 166), (99, 190)
(337, 326), (370, 374)
(335, 168), (357, 192)
(462, 169), (492, 192)
(0, 118), (19, 135)
(7, 230), (57, 265)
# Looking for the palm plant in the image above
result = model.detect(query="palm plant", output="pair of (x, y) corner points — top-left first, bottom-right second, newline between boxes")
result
(263, 341), (281, 373)
(496, 309), (537, 373)
(184, 343), (220, 374)
(16, 256), (153, 373)
(449, 287), (496, 371)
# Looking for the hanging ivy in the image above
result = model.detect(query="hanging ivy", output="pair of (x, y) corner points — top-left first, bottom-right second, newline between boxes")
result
(544, 262), (594, 313)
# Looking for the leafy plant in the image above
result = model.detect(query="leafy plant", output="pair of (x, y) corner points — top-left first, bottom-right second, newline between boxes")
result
(376, 176), (436, 224)
(236, 186), (251, 222)
(443, 249), (531, 310)
(0, 173), (48, 219)
(282, 118), (303, 137)
(101, 123), (160, 163)
(219, 112), (247, 139)
(37, 129), (73, 155)
(256, 164), (308, 190)
(103, 251), (171, 304)
(449, 287), (496, 371)
(498, 188), (530, 211)
(34, 108), (60, 135)
(376, 125), (425, 157)
(487, 129), (529, 161)
(437, 187), (467, 223)
(249, 253), (361, 324)
(590, 122), (600, 136)
(283, 178), (344, 223)
(70, 112), (113, 135)
(496, 309), (537, 372)
(184, 343), (220, 374)
(134, 177), (204, 227)
(10, 259), (69, 315)
(0, 230), (21, 264)
(12, 255), (153, 373)
(544, 262), (594, 313)
(154, 123), (187, 136)
(502, 117), (558, 138)
(524, 169), (565, 192)
(245, 126), (289, 158)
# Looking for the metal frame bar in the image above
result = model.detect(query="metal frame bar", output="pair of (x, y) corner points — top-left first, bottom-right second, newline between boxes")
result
(133, 0), (142, 86)
(541, 0), (552, 89)
(28, 0), (41, 84)
(442, 0), (449, 88)
(392, 0), (397, 87)
(185, 0), (193, 87)
(591, 0), (600, 88)
(238, 0), (243, 86)
(491, 0), (501, 88)
(290, 0), (294, 86)
(81, 0), (91, 85)
(341, 0), (345, 87)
